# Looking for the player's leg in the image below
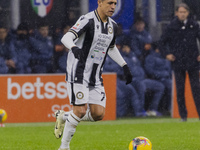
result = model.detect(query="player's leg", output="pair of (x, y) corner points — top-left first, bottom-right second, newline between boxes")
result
(54, 81), (74, 139)
(55, 105), (92, 123)
(55, 104), (95, 138)
(54, 110), (66, 139)
(80, 104), (95, 121)
(58, 83), (89, 150)
(86, 85), (106, 121)
(60, 105), (86, 149)
(76, 104), (105, 122)
(89, 104), (105, 121)
(55, 85), (106, 123)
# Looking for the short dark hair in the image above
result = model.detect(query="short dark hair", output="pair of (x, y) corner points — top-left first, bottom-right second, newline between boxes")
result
(17, 22), (29, 31)
(175, 3), (190, 12)
(134, 18), (145, 26)
(0, 23), (8, 29)
(37, 21), (49, 29)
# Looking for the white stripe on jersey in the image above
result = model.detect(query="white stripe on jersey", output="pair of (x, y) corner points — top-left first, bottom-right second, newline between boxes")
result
(66, 10), (118, 86)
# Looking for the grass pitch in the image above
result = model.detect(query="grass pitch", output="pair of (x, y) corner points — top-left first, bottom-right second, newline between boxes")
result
(0, 118), (200, 150)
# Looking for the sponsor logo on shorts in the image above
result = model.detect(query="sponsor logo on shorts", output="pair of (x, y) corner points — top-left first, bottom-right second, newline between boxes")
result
(76, 92), (84, 99)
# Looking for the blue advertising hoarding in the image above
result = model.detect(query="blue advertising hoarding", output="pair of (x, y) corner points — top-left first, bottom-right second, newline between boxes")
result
(89, 0), (135, 32)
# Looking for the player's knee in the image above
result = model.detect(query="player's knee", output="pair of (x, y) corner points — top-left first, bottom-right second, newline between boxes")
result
(79, 110), (87, 118)
(92, 111), (105, 121)
(73, 107), (87, 118)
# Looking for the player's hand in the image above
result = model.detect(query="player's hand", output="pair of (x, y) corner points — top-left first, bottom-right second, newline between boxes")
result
(71, 46), (83, 60)
(123, 64), (132, 85)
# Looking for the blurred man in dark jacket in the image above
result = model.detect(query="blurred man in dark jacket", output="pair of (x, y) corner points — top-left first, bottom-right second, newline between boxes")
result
(0, 56), (8, 74)
(159, 3), (200, 121)
(0, 25), (17, 73)
(14, 22), (32, 74)
(145, 44), (172, 114)
(128, 19), (152, 65)
(128, 48), (164, 117)
(29, 22), (54, 73)
(104, 49), (140, 117)
(107, 42), (164, 117)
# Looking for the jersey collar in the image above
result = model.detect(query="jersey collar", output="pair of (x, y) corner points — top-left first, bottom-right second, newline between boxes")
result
(94, 9), (110, 24)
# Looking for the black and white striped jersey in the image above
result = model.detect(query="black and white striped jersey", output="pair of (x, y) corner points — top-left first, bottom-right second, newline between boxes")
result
(66, 9), (118, 87)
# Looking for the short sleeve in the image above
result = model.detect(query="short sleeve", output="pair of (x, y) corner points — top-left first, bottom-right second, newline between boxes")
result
(68, 15), (90, 39)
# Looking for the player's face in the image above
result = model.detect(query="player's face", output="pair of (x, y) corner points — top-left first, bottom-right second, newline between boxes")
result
(99, 0), (117, 17)
(176, 7), (189, 21)
(39, 26), (49, 37)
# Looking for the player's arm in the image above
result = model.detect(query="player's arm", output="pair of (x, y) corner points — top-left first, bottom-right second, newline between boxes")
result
(61, 32), (76, 49)
(108, 45), (132, 84)
(61, 32), (82, 59)
(61, 15), (89, 59)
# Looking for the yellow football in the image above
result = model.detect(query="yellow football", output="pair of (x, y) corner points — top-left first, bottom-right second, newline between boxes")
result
(129, 136), (152, 150)
(0, 109), (7, 123)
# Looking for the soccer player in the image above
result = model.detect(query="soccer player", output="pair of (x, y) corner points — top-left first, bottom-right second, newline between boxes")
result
(54, 0), (132, 149)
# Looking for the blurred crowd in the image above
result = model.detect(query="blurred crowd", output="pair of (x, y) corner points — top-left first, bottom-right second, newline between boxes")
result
(0, 21), (71, 74)
(104, 19), (172, 118)
(0, 18), (172, 118)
